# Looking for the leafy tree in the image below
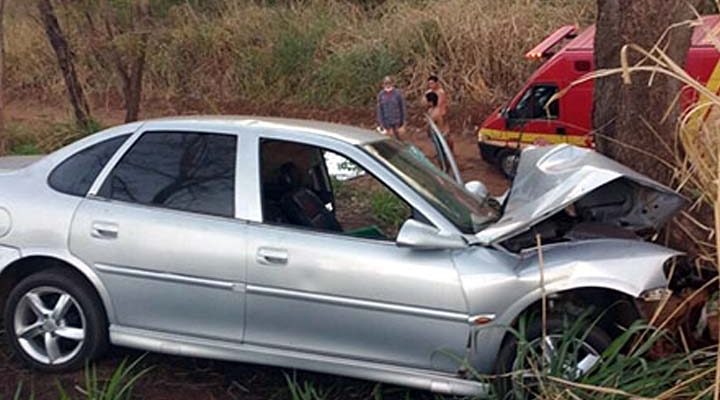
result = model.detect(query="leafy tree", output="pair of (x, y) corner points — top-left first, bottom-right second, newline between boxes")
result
(69, 0), (151, 122)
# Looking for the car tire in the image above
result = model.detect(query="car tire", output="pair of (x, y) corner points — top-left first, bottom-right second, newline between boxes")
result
(3, 268), (108, 372)
(496, 149), (519, 179)
(493, 315), (612, 400)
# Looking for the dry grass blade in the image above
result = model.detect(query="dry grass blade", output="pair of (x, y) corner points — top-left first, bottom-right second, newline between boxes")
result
(714, 107), (720, 400)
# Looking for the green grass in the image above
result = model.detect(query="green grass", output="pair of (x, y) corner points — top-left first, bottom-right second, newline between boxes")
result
(8, 356), (151, 400)
(9, 143), (41, 156)
(3, 119), (104, 156)
(67, 356), (152, 400)
(370, 189), (411, 234)
(486, 312), (716, 399)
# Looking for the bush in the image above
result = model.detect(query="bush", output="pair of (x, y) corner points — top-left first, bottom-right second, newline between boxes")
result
(310, 44), (403, 106)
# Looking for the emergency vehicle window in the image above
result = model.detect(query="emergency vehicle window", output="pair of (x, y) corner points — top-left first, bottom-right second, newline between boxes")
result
(511, 85), (559, 119)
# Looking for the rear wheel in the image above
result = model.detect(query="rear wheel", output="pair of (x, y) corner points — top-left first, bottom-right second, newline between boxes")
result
(3, 268), (108, 371)
(494, 315), (612, 399)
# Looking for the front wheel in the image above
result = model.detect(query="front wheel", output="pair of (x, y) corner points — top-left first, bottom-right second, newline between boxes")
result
(494, 315), (612, 399)
(496, 149), (519, 179)
(3, 268), (108, 371)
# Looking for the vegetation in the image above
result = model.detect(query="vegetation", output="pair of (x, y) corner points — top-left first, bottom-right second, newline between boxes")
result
(8, 356), (151, 400)
(3, 1), (720, 399)
(5, 0), (594, 111)
(491, 313), (715, 399)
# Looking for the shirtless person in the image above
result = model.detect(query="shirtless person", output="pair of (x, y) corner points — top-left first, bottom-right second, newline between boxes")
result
(425, 75), (452, 152)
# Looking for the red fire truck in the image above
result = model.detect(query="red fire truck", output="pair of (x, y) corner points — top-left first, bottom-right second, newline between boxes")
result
(478, 15), (720, 177)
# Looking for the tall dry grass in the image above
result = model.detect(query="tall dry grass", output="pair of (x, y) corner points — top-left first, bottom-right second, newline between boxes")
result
(5, 0), (594, 110)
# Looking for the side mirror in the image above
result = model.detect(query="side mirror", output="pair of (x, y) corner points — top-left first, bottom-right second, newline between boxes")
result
(396, 219), (467, 250)
(464, 180), (488, 202)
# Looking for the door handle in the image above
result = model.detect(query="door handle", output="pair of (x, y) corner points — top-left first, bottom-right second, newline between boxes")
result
(91, 221), (119, 239)
(256, 247), (288, 266)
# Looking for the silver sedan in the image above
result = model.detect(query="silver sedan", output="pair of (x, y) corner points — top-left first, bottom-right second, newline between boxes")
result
(0, 117), (685, 396)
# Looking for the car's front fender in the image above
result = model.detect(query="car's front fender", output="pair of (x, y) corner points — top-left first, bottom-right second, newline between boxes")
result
(454, 238), (680, 373)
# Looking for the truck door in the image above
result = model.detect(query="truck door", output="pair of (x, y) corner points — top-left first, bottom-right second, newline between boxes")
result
(506, 83), (566, 146)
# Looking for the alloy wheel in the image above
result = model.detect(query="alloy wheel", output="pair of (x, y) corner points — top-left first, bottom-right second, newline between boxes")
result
(13, 286), (86, 365)
(510, 334), (601, 398)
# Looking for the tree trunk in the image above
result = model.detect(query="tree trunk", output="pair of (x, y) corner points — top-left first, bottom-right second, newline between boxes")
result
(593, 0), (700, 185)
(124, 0), (149, 123)
(124, 32), (148, 122)
(0, 0), (7, 155)
(593, 0), (709, 257)
(37, 0), (92, 129)
(92, 0), (150, 122)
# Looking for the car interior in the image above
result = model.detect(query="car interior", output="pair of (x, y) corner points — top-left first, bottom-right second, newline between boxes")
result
(260, 139), (412, 240)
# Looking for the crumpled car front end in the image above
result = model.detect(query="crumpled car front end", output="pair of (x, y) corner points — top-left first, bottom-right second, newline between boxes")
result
(475, 144), (687, 248)
(458, 144), (711, 373)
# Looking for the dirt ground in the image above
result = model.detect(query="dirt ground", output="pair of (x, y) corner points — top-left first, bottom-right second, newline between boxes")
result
(0, 97), (508, 399)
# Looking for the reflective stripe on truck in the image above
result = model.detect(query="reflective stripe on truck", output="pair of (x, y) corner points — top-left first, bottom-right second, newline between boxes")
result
(477, 128), (590, 147)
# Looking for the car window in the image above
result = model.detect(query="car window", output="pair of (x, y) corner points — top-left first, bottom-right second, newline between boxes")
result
(48, 134), (130, 197)
(260, 139), (412, 240)
(364, 139), (499, 234)
(98, 132), (237, 218)
(512, 84), (559, 119)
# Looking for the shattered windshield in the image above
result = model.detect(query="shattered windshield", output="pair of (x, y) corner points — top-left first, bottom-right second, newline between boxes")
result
(363, 139), (499, 234)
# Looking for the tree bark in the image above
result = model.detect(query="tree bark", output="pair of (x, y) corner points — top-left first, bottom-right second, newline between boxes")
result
(0, 0), (7, 155)
(124, 0), (150, 122)
(593, 0), (700, 185)
(37, 0), (92, 129)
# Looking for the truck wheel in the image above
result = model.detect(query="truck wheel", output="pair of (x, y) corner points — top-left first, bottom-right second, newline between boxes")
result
(479, 143), (499, 163)
(496, 149), (519, 179)
(3, 268), (108, 372)
(494, 316), (611, 400)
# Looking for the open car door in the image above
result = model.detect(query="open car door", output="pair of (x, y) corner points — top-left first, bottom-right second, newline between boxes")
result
(426, 115), (463, 185)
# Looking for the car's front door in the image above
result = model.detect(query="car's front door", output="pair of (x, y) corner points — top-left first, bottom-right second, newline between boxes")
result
(69, 129), (248, 342)
(244, 135), (470, 372)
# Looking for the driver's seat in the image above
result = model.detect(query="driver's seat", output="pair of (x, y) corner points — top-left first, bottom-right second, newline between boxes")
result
(278, 162), (342, 232)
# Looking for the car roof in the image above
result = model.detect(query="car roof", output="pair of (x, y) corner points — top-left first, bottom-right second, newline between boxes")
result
(140, 116), (384, 145)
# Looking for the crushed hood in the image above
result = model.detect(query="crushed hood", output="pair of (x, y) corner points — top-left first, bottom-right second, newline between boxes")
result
(475, 145), (686, 244)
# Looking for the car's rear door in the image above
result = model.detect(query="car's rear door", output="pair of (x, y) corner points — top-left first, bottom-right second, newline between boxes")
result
(68, 125), (248, 342)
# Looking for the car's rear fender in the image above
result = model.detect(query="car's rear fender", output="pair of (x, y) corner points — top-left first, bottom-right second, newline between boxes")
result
(0, 247), (115, 324)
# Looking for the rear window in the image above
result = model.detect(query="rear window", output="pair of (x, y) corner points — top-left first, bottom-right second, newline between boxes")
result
(97, 132), (237, 218)
(48, 134), (130, 197)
